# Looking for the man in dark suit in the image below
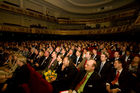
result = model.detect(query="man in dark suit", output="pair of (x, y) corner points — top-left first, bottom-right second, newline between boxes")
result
(106, 60), (133, 93)
(69, 59), (104, 93)
(96, 53), (112, 83)
(73, 50), (83, 67)
(60, 48), (67, 57)
(121, 50), (133, 68)
(52, 57), (78, 93)
(38, 51), (51, 70)
(45, 51), (58, 71)
(77, 51), (92, 70)
(110, 51), (121, 67)
(92, 49), (100, 63)
(67, 49), (76, 62)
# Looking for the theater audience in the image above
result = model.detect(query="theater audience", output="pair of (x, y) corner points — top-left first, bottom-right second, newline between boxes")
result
(0, 40), (139, 93)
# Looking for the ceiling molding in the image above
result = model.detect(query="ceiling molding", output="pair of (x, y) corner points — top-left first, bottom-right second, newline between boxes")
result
(66, 0), (112, 7)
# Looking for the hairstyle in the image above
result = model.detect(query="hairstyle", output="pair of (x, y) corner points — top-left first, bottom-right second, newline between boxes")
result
(115, 59), (124, 68)
(17, 56), (27, 64)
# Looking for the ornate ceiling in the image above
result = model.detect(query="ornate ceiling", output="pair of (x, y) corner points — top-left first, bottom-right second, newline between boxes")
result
(43, 0), (134, 14)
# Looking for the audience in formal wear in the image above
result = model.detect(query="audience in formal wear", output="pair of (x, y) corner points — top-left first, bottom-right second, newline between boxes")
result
(0, 40), (139, 93)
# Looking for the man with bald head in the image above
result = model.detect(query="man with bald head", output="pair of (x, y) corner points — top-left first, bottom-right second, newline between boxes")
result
(69, 59), (104, 93)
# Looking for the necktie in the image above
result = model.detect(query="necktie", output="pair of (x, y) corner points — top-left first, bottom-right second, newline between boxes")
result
(48, 59), (54, 69)
(98, 62), (104, 75)
(76, 57), (79, 66)
(111, 71), (120, 85)
(41, 57), (47, 66)
(75, 73), (88, 91)
(84, 59), (87, 66)
(93, 55), (96, 59)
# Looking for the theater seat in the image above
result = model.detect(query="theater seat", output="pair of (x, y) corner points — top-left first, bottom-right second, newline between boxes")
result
(19, 64), (53, 93)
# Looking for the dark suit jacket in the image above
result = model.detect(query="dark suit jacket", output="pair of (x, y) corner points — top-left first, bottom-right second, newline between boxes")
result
(92, 54), (100, 62)
(45, 59), (58, 71)
(68, 54), (76, 62)
(73, 56), (83, 66)
(77, 58), (87, 70)
(70, 70), (104, 93)
(52, 63), (78, 93)
(107, 68), (133, 93)
(33, 56), (45, 70)
(39, 56), (51, 70)
(121, 55), (133, 68)
(96, 61), (112, 83)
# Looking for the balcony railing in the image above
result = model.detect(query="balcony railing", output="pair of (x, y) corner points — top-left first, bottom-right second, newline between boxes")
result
(0, 24), (134, 35)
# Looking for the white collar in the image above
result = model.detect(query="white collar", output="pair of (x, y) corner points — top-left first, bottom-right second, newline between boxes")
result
(117, 68), (123, 74)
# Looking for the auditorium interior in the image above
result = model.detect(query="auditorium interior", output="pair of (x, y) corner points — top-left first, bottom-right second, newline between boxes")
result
(0, 0), (140, 93)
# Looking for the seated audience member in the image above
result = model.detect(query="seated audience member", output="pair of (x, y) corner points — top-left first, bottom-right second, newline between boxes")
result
(129, 56), (140, 77)
(60, 48), (67, 57)
(106, 60), (133, 93)
(55, 46), (61, 55)
(27, 48), (36, 65)
(82, 48), (87, 59)
(1, 56), (30, 93)
(129, 56), (140, 93)
(33, 50), (45, 70)
(37, 51), (51, 70)
(0, 53), (18, 84)
(92, 48), (100, 63)
(121, 50), (133, 68)
(52, 57), (78, 93)
(111, 51), (121, 67)
(96, 53), (112, 83)
(56, 54), (63, 66)
(44, 51), (58, 71)
(66, 49), (76, 62)
(73, 50), (82, 67)
(77, 51), (92, 70)
(69, 59), (104, 93)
